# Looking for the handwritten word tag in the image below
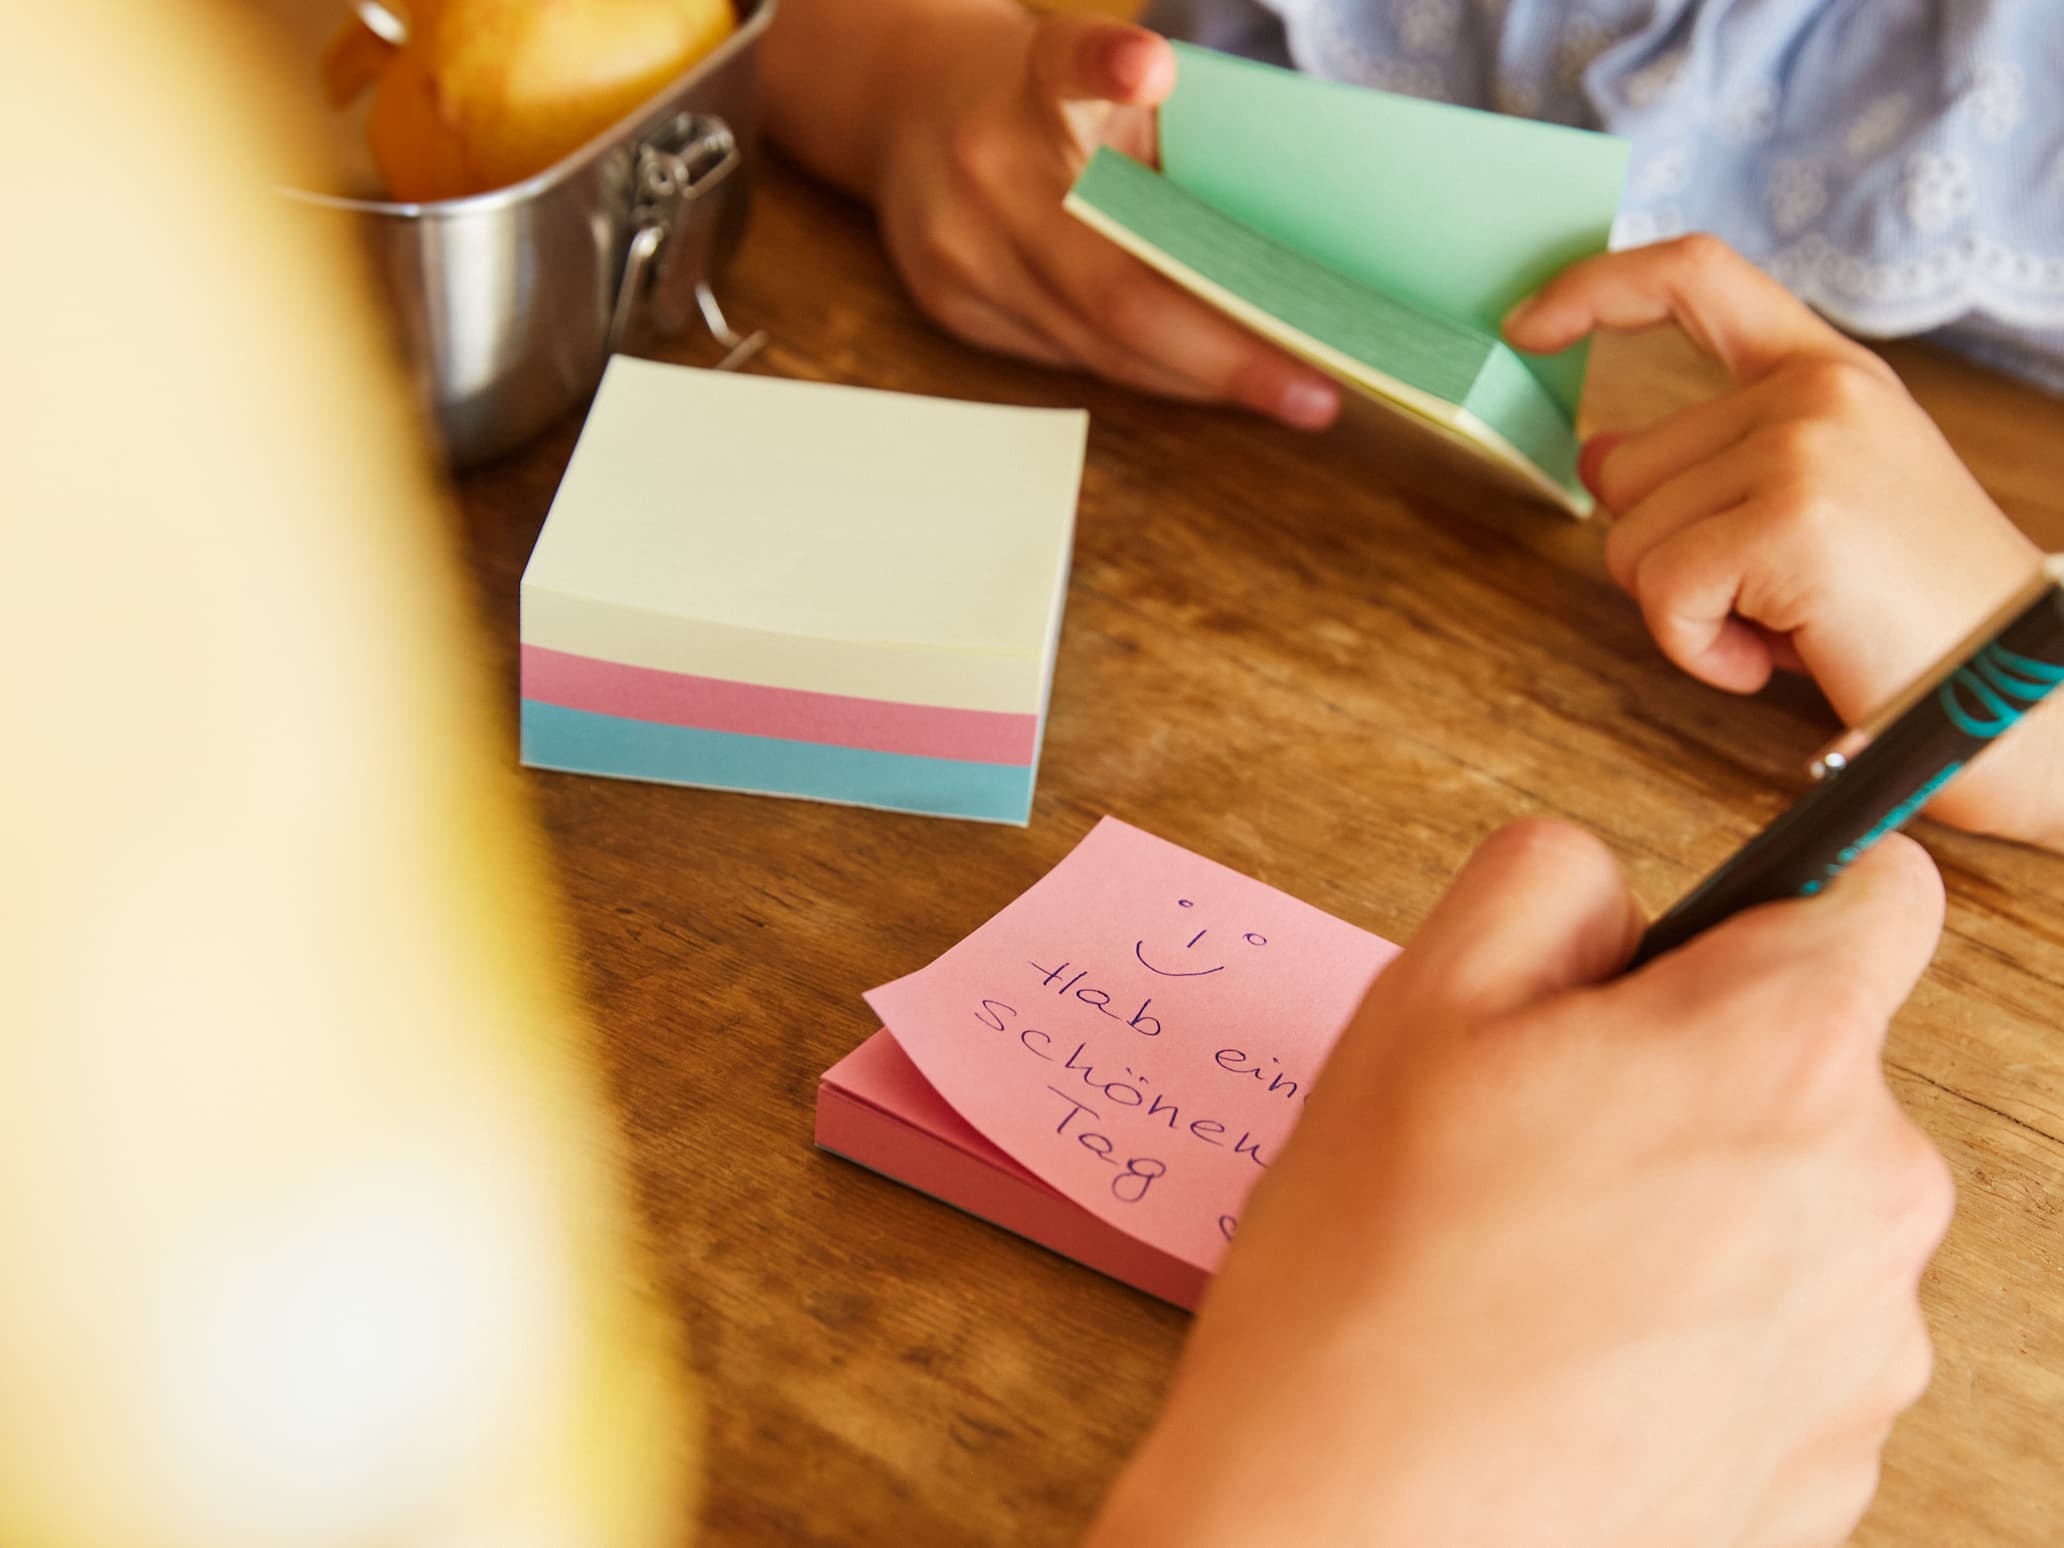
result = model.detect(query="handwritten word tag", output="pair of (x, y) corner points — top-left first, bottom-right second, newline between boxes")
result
(865, 818), (1400, 1273)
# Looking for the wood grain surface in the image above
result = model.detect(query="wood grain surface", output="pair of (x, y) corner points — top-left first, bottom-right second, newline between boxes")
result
(451, 155), (2064, 1547)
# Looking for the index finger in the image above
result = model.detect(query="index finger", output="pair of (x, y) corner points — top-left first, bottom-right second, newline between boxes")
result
(1502, 233), (1860, 384)
(1024, 213), (1341, 427)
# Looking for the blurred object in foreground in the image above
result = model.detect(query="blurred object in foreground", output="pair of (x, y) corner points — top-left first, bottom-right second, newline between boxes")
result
(0, 5), (700, 1548)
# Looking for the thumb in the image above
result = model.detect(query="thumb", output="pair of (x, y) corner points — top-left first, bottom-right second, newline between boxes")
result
(1502, 233), (1857, 384)
(1385, 819), (1643, 1024)
(1025, 17), (1175, 109)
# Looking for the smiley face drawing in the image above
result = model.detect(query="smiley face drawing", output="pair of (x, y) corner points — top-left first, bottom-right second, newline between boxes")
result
(1133, 897), (1269, 977)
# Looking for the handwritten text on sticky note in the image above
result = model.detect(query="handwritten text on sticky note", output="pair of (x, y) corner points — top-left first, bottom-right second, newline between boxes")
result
(865, 818), (1400, 1272)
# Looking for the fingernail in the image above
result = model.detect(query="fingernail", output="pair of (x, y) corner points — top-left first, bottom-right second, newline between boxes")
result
(1579, 431), (1626, 504)
(1107, 34), (1160, 97)
(1277, 377), (1339, 430)
(1501, 293), (1542, 336)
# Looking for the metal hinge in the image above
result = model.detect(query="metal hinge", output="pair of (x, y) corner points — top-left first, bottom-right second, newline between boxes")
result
(608, 112), (767, 371)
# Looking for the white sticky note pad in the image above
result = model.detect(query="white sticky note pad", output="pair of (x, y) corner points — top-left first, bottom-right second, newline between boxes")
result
(521, 358), (1089, 712)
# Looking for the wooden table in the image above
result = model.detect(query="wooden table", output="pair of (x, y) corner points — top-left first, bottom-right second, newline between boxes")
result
(455, 157), (2064, 1547)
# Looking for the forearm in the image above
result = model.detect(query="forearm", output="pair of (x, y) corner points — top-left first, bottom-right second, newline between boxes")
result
(760, 0), (1032, 200)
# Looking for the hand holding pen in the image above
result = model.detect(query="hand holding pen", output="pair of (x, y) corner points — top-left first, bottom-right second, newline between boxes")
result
(1634, 556), (2064, 966)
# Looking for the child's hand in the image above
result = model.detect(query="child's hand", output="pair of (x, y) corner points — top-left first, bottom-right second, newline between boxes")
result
(868, 8), (1338, 428)
(1504, 235), (2063, 849)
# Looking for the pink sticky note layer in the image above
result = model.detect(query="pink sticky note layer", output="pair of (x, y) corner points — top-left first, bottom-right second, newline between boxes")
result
(520, 644), (1040, 765)
(816, 1028), (1205, 1309)
(863, 817), (1400, 1277)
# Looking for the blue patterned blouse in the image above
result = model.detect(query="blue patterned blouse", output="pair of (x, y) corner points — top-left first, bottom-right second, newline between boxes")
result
(1146, 0), (2064, 392)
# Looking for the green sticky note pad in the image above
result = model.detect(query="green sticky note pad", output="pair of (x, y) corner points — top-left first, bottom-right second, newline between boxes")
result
(1066, 148), (1588, 512)
(1064, 45), (1628, 514)
(1160, 43), (1628, 420)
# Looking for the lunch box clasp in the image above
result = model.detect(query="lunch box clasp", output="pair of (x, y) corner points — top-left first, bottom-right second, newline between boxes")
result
(612, 113), (767, 372)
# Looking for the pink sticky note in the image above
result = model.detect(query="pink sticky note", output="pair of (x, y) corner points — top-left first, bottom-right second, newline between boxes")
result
(816, 1028), (1210, 1307)
(863, 817), (1401, 1275)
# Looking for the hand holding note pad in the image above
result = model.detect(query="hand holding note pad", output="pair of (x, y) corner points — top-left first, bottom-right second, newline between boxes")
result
(1066, 44), (1628, 514)
(818, 819), (1399, 1305)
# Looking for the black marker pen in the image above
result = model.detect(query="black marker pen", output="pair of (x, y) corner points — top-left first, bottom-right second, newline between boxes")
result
(1632, 554), (2064, 969)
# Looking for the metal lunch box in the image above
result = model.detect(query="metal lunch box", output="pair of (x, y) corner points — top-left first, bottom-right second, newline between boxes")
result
(283, 0), (774, 465)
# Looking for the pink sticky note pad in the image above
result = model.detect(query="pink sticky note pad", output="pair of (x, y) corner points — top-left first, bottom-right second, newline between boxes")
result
(816, 1029), (1208, 1308)
(847, 817), (1400, 1282)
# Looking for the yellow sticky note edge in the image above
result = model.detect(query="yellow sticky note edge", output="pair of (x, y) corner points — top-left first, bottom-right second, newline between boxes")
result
(521, 588), (1049, 713)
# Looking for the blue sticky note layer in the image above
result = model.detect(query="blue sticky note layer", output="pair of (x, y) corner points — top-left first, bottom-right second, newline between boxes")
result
(520, 700), (1037, 824)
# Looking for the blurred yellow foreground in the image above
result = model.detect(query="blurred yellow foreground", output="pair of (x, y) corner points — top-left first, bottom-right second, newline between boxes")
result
(0, 5), (699, 1547)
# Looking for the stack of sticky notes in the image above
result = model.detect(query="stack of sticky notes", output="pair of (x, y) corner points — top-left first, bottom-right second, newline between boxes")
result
(1065, 43), (1628, 514)
(816, 818), (1401, 1307)
(519, 357), (1088, 824)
